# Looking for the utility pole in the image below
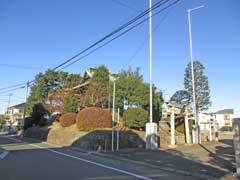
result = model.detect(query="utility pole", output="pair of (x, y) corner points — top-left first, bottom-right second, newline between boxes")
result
(6, 93), (13, 111)
(108, 72), (111, 112)
(116, 108), (120, 151)
(22, 81), (29, 134)
(146, 0), (158, 150)
(112, 79), (116, 152)
(187, 5), (204, 144)
(149, 0), (153, 125)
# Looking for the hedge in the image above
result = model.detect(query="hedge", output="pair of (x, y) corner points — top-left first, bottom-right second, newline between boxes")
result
(76, 107), (112, 131)
(59, 113), (77, 127)
(123, 108), (148, 129)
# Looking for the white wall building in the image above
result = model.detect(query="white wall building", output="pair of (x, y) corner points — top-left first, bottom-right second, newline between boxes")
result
(4, 103), (25, 127)
(198, 109), (235, 131)
(199, 113), (216, 132)
(214, 109), (235, 129)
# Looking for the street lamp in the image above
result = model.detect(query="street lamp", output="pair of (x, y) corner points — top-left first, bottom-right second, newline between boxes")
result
(146, 0), (158, 150)
(110, 75), (118, 151)
(187, 5), (204, 144)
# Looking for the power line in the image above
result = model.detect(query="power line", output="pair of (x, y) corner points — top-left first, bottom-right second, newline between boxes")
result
(23, 0), (180, 89)
(0, 86), (25, 95)
(0, 83), (26, 91)
(122, 9), (172, 69)
(59, 0), (180, 71)
(52, 0), (171, 71)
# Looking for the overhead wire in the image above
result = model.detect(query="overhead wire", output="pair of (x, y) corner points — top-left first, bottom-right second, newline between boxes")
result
(59, 0), (180, 71)
(13, 0), (180, 90)
(52, 0), (171, 71)
(0, 83), (26, 91)
(0, 86), (25, 95)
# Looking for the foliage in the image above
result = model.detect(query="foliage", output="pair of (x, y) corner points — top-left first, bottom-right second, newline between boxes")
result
(85, 65), (109, 107)
(27, 69), (82, 115)
(113, 67), (163, 122)
(0, 117), (5, 125)
(76, 107), (112, 131)
(184, 61), (211, 111)
(31, 103), (49, 126)
(59, 113), (77, 127)
(219, 126), (233, 132)
(176, 119), (193, 134)
(63, 90), (78, 113)
(123, 108), (149, 130)
(170, 90), (190, 106)
(24, 117), (33, 130)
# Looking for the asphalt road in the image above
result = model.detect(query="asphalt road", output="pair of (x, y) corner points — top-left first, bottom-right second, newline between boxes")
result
(0, 135), (201, 180)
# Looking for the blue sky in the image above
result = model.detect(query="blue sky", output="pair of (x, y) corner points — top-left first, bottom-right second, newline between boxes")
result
(0, 0), (239, 115)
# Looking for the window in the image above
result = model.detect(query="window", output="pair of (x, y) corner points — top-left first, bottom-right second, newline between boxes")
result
(224, 114), (231, 126)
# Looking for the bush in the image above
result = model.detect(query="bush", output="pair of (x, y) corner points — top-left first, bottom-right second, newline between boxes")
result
(176, 119), (194, 134)
(220, 126), (233, 132)
(38, 117), (48, 127)
(59, 113), (77, 127)
(31, 103), (49, 126)
(76, 107), (111, 131)
(24, 117), (33, 130)
(123, 108), (148, 130)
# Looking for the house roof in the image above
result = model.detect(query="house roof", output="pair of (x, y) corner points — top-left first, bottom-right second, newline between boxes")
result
(8, 103), (26, 109)
(215, 109), (234, 114)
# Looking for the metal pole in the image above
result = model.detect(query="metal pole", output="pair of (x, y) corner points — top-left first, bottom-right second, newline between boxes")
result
(187, 5), (204, 144)
(22, 81), (29, 132)
(108, 72), (111, 112)
(117, 108), (120, 151)
(7, 93), (13, 111)
(112, 80), (116, 152)
(149, 0), (153, 124)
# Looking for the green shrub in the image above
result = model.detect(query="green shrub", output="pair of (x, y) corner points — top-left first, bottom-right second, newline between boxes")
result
(63, 91), (78, 113)
(31, 103), (49, 126)
(123, 108), (148, 130)
(220, 126), (233, 132)
(76, 107), (112, 131)
(59, 113), (77, 127)
(176, 119), (194, 134)
(24, 117), (33, 130)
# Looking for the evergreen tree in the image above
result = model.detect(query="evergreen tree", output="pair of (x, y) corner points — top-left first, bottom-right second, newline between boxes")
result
(63, 91), (78, 113)
(85, 65), (109, 107)
(184, 61), (211, 111)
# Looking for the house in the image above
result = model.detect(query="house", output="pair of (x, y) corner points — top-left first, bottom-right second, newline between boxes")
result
(198, 109), (236, 130)
(73, 68), (118, 109)
(214, 109), (235, 128)
(198, 113), (216, 131)
(4, 103), (25, 127)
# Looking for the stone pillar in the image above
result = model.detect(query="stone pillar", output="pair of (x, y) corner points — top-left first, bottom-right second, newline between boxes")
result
(170, 107), (175, 146)
(233, 118), (240, 174)
(184, 113), (190, 144)
(209, 122), (213, 142)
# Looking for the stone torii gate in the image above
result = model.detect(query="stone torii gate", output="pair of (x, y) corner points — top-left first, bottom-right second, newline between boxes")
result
(163, 101), (191, 147)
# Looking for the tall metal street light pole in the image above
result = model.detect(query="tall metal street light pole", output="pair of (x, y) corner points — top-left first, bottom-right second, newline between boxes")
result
(187, 5), (204, 144)
(146, 0), (158, 150)
(149, 0), (153, 125)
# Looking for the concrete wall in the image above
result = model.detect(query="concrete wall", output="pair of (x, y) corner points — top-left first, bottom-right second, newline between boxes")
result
(24, 125), (146, 151)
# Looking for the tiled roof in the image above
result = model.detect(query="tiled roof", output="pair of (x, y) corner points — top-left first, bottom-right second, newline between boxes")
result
(215, 109), (234, 114)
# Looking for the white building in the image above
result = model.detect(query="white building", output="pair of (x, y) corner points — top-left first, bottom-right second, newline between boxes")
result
(199, 113), (216, 131)
(198, 109), (235, 131)
(4, 103), (25, 127)
(214, 109), (235, 129)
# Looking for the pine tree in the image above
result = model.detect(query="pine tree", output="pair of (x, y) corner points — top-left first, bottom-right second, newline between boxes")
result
(184, 61), (211, 111)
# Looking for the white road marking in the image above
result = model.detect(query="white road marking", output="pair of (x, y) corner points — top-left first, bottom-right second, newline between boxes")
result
(0, 151), (9, 159)
(3, 136), (155, 180)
